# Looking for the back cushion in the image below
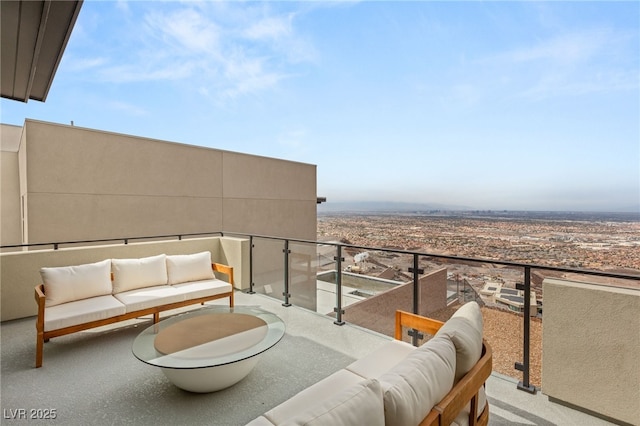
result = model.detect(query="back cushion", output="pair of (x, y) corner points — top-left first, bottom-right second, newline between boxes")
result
(379, 335), (456, 426)
(166, 251), (214, 285)
(41, 259), (112, 307)
(112, 254), (168, 293)
(435, 301), (484, 382)
(281, 379), (385, 426)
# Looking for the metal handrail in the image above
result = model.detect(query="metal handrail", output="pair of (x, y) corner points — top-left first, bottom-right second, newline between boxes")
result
(0, 232), (224, 250)
(226, 231), (640, 282)
(237, 232), (639, 394)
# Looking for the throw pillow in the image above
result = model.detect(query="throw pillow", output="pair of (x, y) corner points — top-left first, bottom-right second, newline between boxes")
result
(111, 254), (168, 293)
(41, 259), (112, 307)
(281, 378), (385, 426)
(166, 251), (214, 285)
(379, 335), (456, 426)
(435, 301), (483, 382)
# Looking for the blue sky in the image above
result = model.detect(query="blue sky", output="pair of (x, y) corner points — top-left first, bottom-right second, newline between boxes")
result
(2, 1), (639, 212)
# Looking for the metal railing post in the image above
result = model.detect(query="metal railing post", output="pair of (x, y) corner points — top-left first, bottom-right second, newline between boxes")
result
(282, 239), (291, 307)
(334, 245), (345, 325)
(407, 253), (424, 346)
(516, 266), (536, 393)
(248, 235), (255, 294)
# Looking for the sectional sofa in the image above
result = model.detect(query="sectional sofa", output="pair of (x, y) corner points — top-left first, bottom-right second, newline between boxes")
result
(247, 302), (492, 426)
(35, 251), (234, 368)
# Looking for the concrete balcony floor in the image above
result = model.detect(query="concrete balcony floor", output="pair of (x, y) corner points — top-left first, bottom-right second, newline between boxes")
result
(1, 291), (615, 425)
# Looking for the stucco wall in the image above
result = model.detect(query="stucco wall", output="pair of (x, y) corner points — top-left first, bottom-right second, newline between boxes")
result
(343, 267), (448, 339)
(542, 278), (640, 425)
(16, 119), (317, 243)
(0, 236), (249, 321)
(1, 124), (23, 248)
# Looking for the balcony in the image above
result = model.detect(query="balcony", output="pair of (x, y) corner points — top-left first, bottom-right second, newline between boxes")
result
(0, 291), (618, 425)
(1, 233), (638, 425)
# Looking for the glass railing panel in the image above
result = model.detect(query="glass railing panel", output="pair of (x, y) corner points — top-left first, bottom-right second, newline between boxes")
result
(340, 250), (416, 340)
(314, 243), (339, 316)
(250, 237), (286, 303)
(288, 241), (320, 312)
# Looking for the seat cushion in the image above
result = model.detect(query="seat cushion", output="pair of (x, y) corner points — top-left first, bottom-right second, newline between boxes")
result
(166, 252), (214, 285)
(44, 295), (126, 332)
(281, 378), (385, 426)
(435, 301), (483, 382)
(171, 279), (232, 299)
(111, 254), (167, 294)
(379, 335), (456, 426)
(40, 259), (112, 307)
(346, 339), (415, 380)
(245, 416), (275, 426)
(114, 285), (185, 312)
(263, 369), (365, 425)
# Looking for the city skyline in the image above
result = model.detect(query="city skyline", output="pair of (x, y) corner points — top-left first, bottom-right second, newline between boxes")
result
(1, 1), (638, 212)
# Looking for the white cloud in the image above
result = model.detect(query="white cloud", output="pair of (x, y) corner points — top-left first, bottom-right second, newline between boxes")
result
(244, 14), (293, 40)
(99, 61), (195, 83)
(506, 30), (606, 64)
(475, 28), (639, 101)
(63, 56), (109, 72)
(106, 100), (149, 117)
(86, 3), (314, 103)
(144, 8), (220, 55)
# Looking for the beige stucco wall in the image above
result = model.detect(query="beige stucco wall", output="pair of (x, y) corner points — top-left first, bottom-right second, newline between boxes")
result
(0, 236), (249, 321)
(1, 119), (317, 320)
(542, 278), (640, 425)
(1, 124), (23, 248)
(344, 267), (448, 339)
(15, 119), (317, 243)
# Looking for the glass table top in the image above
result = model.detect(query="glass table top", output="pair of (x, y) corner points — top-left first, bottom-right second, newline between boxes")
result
(132, 306), (285, 369)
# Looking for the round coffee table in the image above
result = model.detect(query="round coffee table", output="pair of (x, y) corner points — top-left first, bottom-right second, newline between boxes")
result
(132, 306), (285, 393)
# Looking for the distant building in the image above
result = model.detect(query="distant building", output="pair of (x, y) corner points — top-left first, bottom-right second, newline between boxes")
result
(480, 282), (538, 316)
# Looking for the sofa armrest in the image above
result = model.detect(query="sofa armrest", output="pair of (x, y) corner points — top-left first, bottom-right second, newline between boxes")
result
(35, 285), (46, 323)
(395, 310), (444, 340)
(35, 285), (46, 368)
(212, 263), (234, 286)
(432, 341), (492, 425)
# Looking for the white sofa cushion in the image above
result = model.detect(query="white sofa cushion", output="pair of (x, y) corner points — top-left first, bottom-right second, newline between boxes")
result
(171, 279), (232, 299)
(379, 335), (456, 426)
(114, 285), (185, 312)
(281, 378), (385, 426)
(245, 416), (275, 426)
(43, 295), (126, 332)
(263, 369), (365, 425)
(346, 339), (415, 379)
(40, 259), (112, 307)
(435, 301), (483, 382)
(112, 254), (168, 294)
(166, 252), (214, 285)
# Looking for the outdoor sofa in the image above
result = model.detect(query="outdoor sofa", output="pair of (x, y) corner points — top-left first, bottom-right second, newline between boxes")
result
(34, 251), (234, 368)
(248, 301), (492, 426)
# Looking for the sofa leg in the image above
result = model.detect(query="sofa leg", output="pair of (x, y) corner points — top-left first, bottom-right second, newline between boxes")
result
(153, 312), (159, 323)
(36, 333), (44, 368)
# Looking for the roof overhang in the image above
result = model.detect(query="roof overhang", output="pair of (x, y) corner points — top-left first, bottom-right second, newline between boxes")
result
(1, 0), (83, 103)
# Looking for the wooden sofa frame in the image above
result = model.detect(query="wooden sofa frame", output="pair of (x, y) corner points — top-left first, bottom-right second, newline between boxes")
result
(395, 310), (493, 426)
(35, 263), (234, 368)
